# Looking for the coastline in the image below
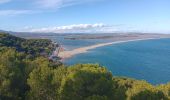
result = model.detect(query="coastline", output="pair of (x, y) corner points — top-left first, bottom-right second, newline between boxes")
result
(58, 37), (167, 59)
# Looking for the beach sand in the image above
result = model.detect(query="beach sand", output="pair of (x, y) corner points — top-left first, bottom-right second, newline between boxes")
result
(58, 38), (164, 59)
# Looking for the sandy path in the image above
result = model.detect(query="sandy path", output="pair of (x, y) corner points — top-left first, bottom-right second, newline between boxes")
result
(57, 38), (161, 59)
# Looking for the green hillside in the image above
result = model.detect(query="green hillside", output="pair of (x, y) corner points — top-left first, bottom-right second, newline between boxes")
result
(0, 32), (57, 57)
(0, 33), (170, 100)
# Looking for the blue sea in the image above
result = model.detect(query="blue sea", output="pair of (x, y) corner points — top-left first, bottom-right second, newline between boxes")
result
(63, 38), (170, 85)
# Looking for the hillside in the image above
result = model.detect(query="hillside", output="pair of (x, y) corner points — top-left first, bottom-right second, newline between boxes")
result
(0, 32), (57, 57)
(0, 33), (170, 100)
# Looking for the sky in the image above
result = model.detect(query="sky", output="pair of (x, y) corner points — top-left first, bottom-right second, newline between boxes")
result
(0, 0), (170, 33)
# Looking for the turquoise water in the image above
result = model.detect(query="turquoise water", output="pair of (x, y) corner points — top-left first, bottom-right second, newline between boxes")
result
(64, 38), (170, 84)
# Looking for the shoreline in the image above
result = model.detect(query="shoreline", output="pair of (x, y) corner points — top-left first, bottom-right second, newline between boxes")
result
(57, 37), (168, 59)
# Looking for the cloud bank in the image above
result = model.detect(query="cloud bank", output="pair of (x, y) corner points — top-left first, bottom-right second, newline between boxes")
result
(22, 24), (141, 33)
(24, 23), (111, 33)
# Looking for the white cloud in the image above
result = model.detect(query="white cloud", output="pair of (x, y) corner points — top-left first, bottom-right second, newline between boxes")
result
(24, 23), (108, 33)
(35, 0), (101, 9)
(36, 0), (63, 8)
(0, 10), (41, 16)
(0, 0), (11, 4)
(0, 0), (102, 16)
(21, 24), (140, 33)
(56, 23), (105, 30)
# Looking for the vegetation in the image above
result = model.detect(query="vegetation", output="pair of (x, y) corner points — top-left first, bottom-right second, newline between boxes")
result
(0, 33), (57, 58)
(1, 32), (170, 100)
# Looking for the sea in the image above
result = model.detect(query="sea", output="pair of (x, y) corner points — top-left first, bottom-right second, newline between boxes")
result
(19, 34), (170, 84)
(61, 38), (170, 85)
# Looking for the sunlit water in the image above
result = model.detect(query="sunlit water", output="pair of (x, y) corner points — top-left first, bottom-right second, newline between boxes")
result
(63, 38), (170, 84)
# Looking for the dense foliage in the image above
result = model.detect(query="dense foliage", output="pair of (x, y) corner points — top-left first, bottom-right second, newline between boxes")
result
(0, 33), (57, 57)
(1, 33), (170, 100)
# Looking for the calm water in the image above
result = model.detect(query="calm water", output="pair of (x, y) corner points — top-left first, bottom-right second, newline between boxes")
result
(64, 38), (170, 84)
(51, 36), (112, 50)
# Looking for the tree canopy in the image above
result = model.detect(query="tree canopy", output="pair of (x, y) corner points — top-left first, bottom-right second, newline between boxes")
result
(0, 32), (57, 58)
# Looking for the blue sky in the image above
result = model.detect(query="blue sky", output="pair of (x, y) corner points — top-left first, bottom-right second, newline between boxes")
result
(0, 0), (170, 33)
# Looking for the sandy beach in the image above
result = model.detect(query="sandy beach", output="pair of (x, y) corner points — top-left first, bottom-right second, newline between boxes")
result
(58, 37), (165, 59)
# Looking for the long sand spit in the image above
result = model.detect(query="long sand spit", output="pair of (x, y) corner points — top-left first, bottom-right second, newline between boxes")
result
(58, 38), (166, 59)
